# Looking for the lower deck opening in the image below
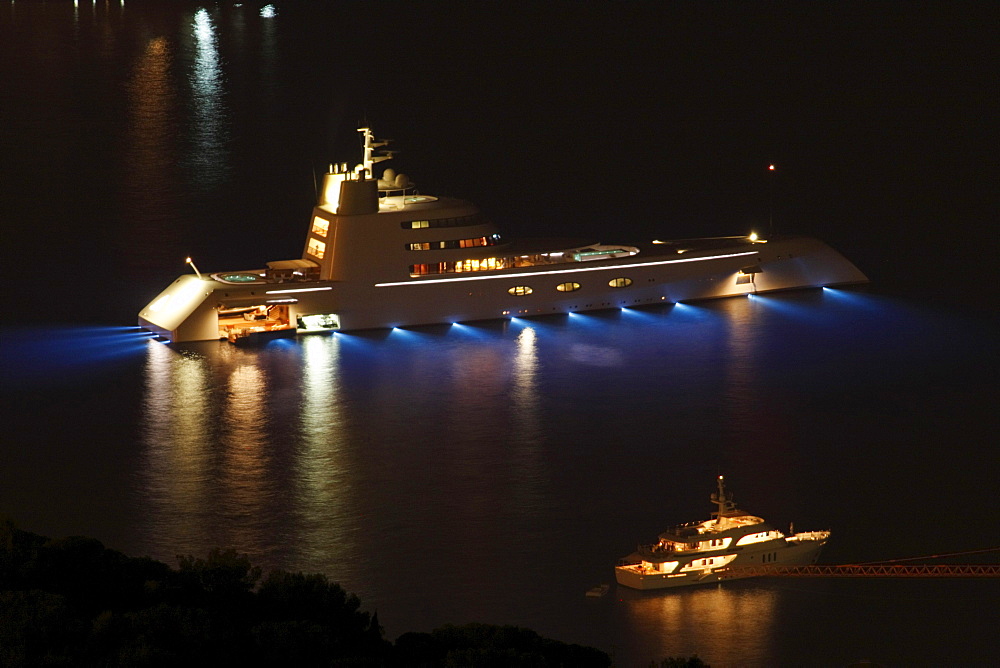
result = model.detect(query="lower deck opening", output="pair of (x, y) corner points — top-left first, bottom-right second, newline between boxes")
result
(219, 304), (293, 343)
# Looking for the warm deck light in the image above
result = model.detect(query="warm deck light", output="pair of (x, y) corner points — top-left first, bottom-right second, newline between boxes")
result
(749, 232), (758, 242)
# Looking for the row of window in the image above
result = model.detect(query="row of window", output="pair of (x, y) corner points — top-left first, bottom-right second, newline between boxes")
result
(409, 251), (566, 275)
(506, 278), (633, 296)
(407, 233), (502, 251)
(402, 214), (490, 229)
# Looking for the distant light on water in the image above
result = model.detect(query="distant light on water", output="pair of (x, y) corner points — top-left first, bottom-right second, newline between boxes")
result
(193, 8), (213, 41)
(260, 4), (277, 18)
(189, 7), (229, 187)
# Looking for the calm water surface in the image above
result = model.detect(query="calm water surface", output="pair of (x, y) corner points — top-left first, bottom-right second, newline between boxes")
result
(4, 293), (996, 665)
(2, 3), (997, 666)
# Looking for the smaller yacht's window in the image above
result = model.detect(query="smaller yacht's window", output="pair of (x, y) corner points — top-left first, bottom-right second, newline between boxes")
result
(608, 277), (633, 288)
(311, 216), (330, 237)
(556, 282), (581, 292)
(307, 238), (326, 260)
(508, 286), (533, 296)
(409, 242), (432, 251)
(407, 220), (430, 229)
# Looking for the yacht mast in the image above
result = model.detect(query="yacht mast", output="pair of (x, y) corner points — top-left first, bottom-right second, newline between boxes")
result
(358, 127), (392, 178)
(711, 475), (734, 525)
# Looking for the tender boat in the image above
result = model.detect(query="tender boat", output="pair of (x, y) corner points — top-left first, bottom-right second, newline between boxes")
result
(138, 127), (868, 343)
(585, 584), (611, 598)
(615, 476), (830, 590)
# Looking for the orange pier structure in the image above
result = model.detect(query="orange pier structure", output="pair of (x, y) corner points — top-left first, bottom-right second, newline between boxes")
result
(719, 547), (1000, 579)
(720, 563), (1000, 579)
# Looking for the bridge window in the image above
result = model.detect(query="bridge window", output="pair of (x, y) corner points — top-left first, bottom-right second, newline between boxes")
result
(311, 216), (330, 237)
(307, 238), (326, 259)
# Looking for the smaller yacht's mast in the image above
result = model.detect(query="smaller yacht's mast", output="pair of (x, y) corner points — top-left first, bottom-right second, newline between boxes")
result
(711, 475), (735, 525)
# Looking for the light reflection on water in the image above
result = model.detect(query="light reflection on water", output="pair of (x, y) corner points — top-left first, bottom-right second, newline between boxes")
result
(293, 335), (359, 579)
(134, 294), (858, 579)
(141, 341), (215, 554)
(614, 585), (779, 665)
(3, 290), (997, 664)
(219, 362), (270, 551)
(187, 7), (229, 188)
(124, 34), (180, 263)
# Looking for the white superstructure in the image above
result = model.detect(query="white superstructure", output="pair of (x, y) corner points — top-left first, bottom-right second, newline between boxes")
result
(615, 476), (830, 590)
(138, 127), (868, 343)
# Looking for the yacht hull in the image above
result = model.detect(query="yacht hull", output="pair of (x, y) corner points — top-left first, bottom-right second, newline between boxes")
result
(138, 235), (866, 343)
(138, 126), (868, 343)
(615, 537), (828, 590)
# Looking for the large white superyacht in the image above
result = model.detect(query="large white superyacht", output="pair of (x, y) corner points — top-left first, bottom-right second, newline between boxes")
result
(138, 127), (868, 343)
(615, 476), (830, 590)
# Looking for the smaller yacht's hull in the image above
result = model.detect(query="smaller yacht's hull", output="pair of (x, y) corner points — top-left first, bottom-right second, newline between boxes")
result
(615, 537), (827, 590)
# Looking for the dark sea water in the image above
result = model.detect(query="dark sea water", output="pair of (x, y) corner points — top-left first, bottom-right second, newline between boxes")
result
(2, 3), (997, 666)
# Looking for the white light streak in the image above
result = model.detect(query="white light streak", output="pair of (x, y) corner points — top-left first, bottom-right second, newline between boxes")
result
(265, 286), (334, 295)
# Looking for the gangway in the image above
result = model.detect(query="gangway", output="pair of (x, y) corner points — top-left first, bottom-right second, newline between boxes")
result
(719, 564), (1000, 579)
(719, 547), (1000, 579)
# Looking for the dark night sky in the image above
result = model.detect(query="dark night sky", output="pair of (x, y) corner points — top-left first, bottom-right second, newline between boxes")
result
(271, 2), (997, 308)
(0, 1), (996, 313)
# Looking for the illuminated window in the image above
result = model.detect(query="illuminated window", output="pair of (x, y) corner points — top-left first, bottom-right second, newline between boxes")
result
(405, 234), (501, 251)
(401, 214), (492, 229)
(608, 277), (633, 288)
(307, 238), (326, 259)
(311, 216), (330, 237)
(409, 249), (570, 277)
(556, 282), (581, 292)
(508, 286), (533, 296)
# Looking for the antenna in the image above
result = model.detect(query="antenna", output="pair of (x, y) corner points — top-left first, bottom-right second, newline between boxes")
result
(357, 126), (395, 178)
(185, 257), (203, 279)
(768, 164), (776, 238)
